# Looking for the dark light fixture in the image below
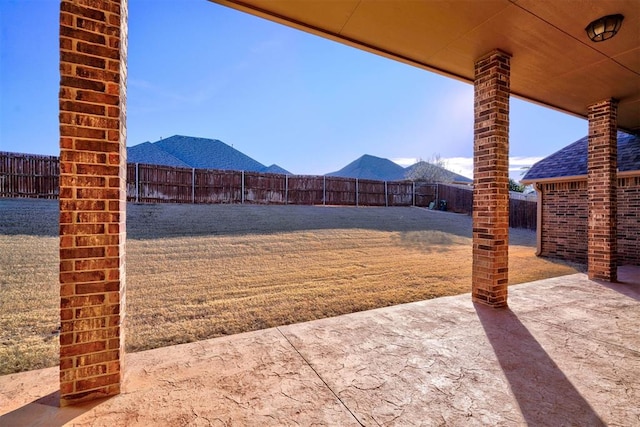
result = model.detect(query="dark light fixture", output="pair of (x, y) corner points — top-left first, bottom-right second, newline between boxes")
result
(585, 14), (624, 42)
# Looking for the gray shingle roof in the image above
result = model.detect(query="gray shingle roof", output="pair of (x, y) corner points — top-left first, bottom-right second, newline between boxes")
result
(327, 154), (407, 181)
(328, 155), (473, 182)
(127, 142), (191, 168)
(523, 131), (640, 181)
(263, 164), (291, 175)
(155, 135), (266, 171)
(126, 135), (290, 174)
(404, 161), (472, 183)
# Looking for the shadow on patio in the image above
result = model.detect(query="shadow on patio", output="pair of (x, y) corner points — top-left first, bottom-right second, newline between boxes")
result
(475, 305), (604, 426)
(1, 266), (638, 425)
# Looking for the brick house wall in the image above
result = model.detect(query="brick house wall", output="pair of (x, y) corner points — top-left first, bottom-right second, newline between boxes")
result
(618, 176), (640, 265)
(540, 181), (589, 263)
(539, 176), (640, 265)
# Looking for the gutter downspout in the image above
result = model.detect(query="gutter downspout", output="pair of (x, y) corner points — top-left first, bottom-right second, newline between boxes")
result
(535, 182), (543, 256)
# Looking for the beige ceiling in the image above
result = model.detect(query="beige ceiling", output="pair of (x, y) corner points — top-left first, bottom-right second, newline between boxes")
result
(210, 0), (640, 133)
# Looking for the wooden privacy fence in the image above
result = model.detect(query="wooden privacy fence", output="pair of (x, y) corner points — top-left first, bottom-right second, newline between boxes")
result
(0, 152), (537, 229)
(509, 198), (537, 230)
(126, 163), (425, 207)
(0, 152), (59, 199)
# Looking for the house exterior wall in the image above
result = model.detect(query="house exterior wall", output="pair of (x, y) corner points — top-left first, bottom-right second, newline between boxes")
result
(540, 181), (589, 263)
(618, 176), (640, 265)
(540, 176), (640, 266)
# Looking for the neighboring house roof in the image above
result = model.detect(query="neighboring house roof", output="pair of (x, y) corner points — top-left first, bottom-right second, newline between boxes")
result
(127, 142), (191, 168)
(328, 155), (473, 183)
(404, 161), (472, 184)
(522, 131), (640, 182)
(154, 135), (266, 171)
(263, 164), (291, 175)
(126, 135), (291, 174)
(327, 154), (406, 181)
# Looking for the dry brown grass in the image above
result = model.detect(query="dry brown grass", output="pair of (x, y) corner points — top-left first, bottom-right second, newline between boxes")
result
(0, 199), (584, 375)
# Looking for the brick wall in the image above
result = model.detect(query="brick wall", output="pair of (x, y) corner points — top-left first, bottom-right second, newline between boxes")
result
(587, 99), (618, 281)
(59, 0), (127, 406)
(539, 177), (639, 266)
(540, 181), (588, 263)
(472, 50), (511, 307)
(617, 176), (640, 265)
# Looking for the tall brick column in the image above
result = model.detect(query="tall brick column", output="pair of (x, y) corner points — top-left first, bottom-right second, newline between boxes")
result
(472, 50), (511, 307)
(587, 99), (617, 282)
(59, 0), (127, 406)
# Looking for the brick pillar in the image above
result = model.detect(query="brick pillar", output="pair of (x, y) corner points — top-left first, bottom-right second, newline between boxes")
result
(59, 0), (127, 406)
(587, 99), (617, 282)
(472, 50), (511, 307)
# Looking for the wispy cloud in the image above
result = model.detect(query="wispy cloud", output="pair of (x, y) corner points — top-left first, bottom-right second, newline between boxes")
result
(440, 156), (544, 181)
(509, 156), (543, 169)
(442, 157), (473, 179)
(509, 156), (543, 179)
(391, 157), (420, 167)
(127, 78), (193, 114)
(128, 75), (227, 114)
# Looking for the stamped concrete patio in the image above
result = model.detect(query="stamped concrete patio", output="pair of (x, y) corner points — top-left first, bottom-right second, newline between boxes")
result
(1, 266), (638, 426)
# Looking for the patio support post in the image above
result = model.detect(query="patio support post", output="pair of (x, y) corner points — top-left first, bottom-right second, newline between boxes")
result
(472, 50), (511, 307)
(587, 99), (618, 282)
(59, 0), (128, 405)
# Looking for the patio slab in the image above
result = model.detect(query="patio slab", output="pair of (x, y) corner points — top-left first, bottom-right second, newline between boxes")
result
(1, 266), (638, 426)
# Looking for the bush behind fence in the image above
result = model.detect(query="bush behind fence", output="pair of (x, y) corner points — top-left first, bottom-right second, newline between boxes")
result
(0, 151), (537, 229)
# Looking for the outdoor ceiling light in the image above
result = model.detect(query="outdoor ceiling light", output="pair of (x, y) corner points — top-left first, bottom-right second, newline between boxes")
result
(585, 14), (624, 42)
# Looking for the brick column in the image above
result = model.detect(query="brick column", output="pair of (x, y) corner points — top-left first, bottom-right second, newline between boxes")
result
(59, 0), (127, 406)
(587, 99), (617, 282)
(472, 50), (511, 307)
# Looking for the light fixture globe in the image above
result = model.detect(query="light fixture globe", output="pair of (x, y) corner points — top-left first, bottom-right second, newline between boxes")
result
(586, 14), (624, 42)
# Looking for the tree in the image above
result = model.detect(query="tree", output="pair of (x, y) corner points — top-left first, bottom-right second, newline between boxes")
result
(509, 178), (525, 192)
(405, 154), (453, 183)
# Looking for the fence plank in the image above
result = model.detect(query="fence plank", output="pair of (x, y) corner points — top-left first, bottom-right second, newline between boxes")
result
(244, 172), (286, 204)
(325, 176), (357, 206)
(194, 169), (242, 204)
(0, 152), (59, 198)
(356, 179), (386, 206)
(287, 175), (324, 205)
(414, 183), (437, 207)
(386, 182), (413, 206)
(509, 198), (537, 230)
(435, 184), (470, 213)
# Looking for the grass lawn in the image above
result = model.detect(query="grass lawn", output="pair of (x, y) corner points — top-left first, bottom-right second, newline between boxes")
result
(0, 198), (583, 375)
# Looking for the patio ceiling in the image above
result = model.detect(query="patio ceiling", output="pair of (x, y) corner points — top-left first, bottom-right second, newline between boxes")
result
(209, 0), (640, 134)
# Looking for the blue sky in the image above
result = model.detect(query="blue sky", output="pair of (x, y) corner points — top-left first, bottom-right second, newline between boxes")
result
(1, 0), (588, 180)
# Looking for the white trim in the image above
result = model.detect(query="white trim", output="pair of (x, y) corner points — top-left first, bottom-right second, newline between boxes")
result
(535, 183), (543, 256)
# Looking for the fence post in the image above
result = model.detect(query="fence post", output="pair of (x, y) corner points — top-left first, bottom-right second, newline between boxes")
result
(412, 181), (416, 207)
(285, 174), (288, 205)
(135, 163), (139, 203)
(356, 178), (359, 207)
(192, 168), (195, 204)
(385, 181), (388, 207)
(323, 175), (326, 206)
(241, 170), (245, 204)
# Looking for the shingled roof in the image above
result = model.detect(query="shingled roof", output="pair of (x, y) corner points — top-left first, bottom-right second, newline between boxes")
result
(327, 154), (406, 181)
(522, 131), (640, 182)
(127, 135), (291, 174)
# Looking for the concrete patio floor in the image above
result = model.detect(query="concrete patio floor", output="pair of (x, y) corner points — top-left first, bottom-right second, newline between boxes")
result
(1, 266), (638, 426)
